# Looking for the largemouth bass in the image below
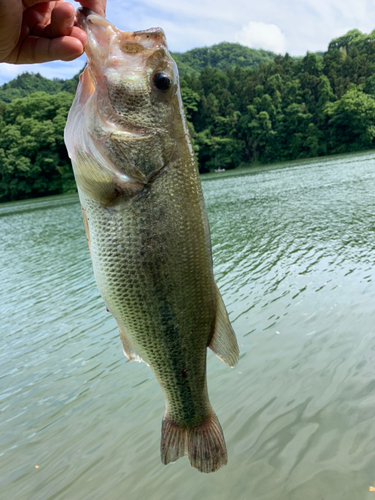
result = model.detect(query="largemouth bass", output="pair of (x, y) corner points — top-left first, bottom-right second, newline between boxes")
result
(64, 8), (239, 473)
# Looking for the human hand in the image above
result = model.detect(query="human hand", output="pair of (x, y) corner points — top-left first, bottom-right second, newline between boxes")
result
(0, 1), (106, 64)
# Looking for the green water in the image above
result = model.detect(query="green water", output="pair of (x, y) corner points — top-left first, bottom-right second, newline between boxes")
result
(1, 151), (375, 500)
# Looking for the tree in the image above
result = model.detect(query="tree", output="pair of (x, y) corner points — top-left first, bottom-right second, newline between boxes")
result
(0, 92), (74, 201)
(324, 87), (375, 152)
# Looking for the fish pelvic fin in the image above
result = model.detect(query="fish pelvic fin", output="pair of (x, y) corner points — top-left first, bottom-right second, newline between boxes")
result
(208, 286), (239, 368)
(119, 328), (144, 364)
(160, 413), (228, 473)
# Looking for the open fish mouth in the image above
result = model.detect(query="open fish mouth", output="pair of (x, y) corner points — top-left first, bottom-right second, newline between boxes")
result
(76, 8), (171, 137)
(77, 8), (165, 45)
(76, 8), (168, 63)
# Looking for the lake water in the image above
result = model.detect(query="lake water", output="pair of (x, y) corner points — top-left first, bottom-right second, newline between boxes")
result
(1, 151), (375, 500)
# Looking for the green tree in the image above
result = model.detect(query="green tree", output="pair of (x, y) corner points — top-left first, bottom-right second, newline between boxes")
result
(171, 42), (276, 77)
(324, 87), (375, 152)
(0, 92), (74, 201)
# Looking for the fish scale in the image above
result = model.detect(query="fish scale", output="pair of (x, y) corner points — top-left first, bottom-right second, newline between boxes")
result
(82, 164), (214, 420)
(64, 7), (239, 473)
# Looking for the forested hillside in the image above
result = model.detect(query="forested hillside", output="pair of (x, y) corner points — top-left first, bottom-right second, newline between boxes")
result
(0, 72), (79, 103)
(187, 29), (375, 171)
(0, 92), (75, 201)
(171, 42), (276, 77)
(1, 30), (375, 201)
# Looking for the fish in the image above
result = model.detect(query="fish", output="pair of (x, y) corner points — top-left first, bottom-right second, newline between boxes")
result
(64, 8), (239, 473)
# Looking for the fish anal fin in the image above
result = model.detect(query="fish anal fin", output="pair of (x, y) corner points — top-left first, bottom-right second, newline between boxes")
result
(119, 328), (144, 364)
(208, 286), (239, 368)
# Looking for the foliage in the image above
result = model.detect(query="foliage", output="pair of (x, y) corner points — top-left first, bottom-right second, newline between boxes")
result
(0, 92), (74, 201)
(324, 87), (375, 152)
(180, 29), (375, 171)
(0, 72), (79, 103)
(171, 42), (276, 78)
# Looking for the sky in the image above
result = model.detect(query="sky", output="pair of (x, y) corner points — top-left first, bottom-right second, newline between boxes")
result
(1, 0), (375, 84)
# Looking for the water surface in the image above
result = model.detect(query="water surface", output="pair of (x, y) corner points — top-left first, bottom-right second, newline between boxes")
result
(1, 152), (375, 499)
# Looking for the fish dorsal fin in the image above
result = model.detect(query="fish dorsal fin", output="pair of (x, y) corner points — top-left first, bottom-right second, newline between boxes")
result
(208, 286), (239, 368)
(119, 328), (145, 364)
(74, 152), (119, 205)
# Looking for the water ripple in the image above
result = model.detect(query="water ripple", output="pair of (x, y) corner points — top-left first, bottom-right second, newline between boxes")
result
(1, 152), (375, 499)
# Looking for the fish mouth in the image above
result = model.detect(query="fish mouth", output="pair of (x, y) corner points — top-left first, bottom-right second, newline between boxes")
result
(77, 7), (164, 35)
(76, 8), (167, 53)
(77, 8), (158, 137)
(76, 7), (111, 33)
(76, 7), (94, 28)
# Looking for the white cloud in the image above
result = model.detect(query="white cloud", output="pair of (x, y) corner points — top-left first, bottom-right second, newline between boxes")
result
(235, 22), (286, 54)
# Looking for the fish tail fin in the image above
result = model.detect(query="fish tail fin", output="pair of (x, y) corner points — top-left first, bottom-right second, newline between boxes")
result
(160, 413), (228, 473)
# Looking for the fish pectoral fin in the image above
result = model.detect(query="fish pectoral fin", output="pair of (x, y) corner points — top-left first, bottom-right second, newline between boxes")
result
(74, 152), (119, 205)
(119, 328), (144, 364)
(208, 286), (239, 368)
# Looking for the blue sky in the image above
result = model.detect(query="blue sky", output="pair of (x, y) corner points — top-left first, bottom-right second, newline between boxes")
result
(1, 0), (375, 84)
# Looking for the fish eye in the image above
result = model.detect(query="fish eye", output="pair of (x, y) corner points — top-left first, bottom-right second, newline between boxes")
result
(153, 72), (172, 91)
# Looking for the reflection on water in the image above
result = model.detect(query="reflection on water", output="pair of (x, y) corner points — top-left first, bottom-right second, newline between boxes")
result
(1, 152), (375, 500)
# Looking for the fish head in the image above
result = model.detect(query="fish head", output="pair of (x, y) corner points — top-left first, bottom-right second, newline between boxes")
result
(78, 9), (179, 129)
(70, 9), (188, 185)
(65, 10), (193, 191)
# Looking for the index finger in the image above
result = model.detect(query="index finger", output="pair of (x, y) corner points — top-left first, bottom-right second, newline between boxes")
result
(74, 0), (106, 17)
